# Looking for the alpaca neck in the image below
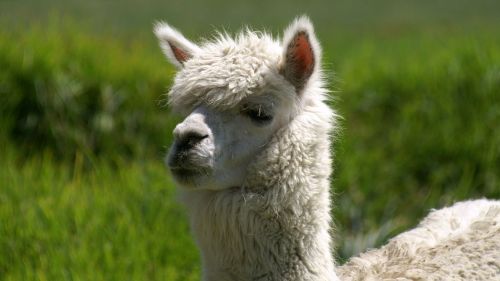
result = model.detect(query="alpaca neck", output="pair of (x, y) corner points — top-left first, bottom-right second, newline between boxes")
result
(181, 101), (338, 281)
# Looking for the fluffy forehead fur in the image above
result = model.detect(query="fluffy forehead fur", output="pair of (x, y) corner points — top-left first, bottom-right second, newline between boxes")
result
(155, 17), (325, 115)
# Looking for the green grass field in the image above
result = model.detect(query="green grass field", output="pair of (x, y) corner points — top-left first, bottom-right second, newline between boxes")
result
(1, 1), (500, 279)
(1, 146), (200, 280)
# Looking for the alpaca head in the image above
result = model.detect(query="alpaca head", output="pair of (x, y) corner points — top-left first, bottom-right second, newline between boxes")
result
(155, 17), (325, 190)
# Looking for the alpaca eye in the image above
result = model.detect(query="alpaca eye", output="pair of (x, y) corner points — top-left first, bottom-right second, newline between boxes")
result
(242, 106), (273, 125)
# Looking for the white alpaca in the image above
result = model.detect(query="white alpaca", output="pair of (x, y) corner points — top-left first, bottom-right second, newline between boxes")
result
(155, 17), (500, 281)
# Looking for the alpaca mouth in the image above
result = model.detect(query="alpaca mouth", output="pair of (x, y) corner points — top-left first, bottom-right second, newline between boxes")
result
(170, 167), (198, 177)
(169, 167), (198, 183)
(168, 165), (211, 185)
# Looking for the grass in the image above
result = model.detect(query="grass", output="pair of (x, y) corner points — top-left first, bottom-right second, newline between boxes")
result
(0, 26), (179, 160)
(0, 146), (200, 281)
(0, 24), (499, 279)
(1, 0), (499, 41)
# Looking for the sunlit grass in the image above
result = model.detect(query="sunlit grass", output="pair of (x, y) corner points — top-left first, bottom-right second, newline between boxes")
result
(0, 147), (199, 281)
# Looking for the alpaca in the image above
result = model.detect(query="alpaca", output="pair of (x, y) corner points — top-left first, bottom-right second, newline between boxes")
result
(156, 16), (338, 281)
(338, 199), (500, 280)
(155, 17), (500, 281)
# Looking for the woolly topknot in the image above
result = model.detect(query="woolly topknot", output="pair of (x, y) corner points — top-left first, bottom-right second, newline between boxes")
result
(155, 16), (325, 116)
(160, 29), (288, 115)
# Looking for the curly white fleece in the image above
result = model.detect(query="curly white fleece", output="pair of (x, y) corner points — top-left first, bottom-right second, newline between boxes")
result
(167, 31), (283, 114)
(338, 199), (500, 280)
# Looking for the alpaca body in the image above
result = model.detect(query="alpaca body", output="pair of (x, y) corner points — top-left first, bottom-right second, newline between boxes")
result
(338, 199), (500, 280)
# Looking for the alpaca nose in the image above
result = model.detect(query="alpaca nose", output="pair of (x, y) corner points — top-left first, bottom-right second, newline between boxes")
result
(172, 113), (211, 151)
(174, 130), (209, 151)
(167, 109), (212, 169)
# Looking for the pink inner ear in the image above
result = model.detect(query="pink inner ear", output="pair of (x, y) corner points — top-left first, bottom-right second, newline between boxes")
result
(293, 32), (314, 76)
(169, 42), (190, 64)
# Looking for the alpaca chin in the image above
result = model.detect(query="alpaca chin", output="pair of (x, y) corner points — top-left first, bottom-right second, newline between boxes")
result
(169, 167), (207, 188)
(166, 150), (211, 189)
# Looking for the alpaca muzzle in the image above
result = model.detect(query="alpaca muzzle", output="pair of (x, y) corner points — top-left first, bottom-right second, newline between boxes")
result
(167, 109), (214, 185)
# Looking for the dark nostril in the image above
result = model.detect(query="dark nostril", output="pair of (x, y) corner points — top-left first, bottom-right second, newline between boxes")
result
(176, 131), (209, 150)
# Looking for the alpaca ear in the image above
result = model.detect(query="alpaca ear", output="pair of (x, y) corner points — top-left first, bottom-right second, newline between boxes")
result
(154, 22), (200, 68)
(280, 16), (321, 92)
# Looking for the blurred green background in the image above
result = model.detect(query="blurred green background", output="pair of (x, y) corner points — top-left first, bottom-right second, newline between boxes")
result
(1, 1), (499, 280)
